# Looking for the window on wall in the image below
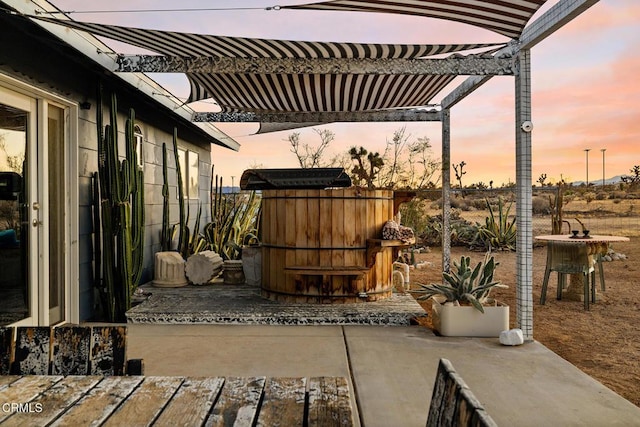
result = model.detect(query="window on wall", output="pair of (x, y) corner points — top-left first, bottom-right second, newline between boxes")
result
(134, 125), (144, 169)
(177, 148), (199, 199)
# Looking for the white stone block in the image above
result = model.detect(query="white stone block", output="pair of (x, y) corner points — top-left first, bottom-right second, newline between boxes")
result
(500, 328), (524, 346)
(153, 251), (188, 287)
(185, 251), (223, 285)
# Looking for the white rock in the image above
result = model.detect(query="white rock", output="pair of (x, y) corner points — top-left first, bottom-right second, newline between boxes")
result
(185, 251), (223, 285)
(500, 328), (524, 346)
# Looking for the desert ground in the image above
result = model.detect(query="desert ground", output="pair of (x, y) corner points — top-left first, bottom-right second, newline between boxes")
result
(410, 237), (640, 408)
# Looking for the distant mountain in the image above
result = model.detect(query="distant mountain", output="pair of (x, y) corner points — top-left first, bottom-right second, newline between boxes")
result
(220, 186), (237, 194)
(571, 175), (624, 186)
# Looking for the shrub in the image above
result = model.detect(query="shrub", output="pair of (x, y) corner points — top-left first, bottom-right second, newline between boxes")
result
(471, 198), (488, 210)
(450, 196), (471, 211)
(420, 210), (476, 247)
(399, 198), (429, 237)
(609, 191), (626, 200)
(532, 196), (550, 214)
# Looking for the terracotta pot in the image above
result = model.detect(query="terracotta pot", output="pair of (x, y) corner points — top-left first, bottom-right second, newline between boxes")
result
(223, 260), (245, 285)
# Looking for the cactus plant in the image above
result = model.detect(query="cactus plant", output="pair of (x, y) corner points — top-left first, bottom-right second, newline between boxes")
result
(160, 130), (205, 258)
(95, 89), (144, 322)
(171, 128), (188, 258)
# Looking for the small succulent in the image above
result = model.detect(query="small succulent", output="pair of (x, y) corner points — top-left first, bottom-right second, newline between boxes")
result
(410, 252), (507, 313)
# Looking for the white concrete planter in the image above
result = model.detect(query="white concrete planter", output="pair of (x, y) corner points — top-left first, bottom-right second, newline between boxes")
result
(432, 299), (509, 337)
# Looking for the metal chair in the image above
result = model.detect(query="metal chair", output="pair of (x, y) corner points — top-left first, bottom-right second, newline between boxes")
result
(540, 242), (597, 310)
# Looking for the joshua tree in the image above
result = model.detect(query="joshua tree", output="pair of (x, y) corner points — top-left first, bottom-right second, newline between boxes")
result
(349, 146), (384, 189)
(538, 173), (547, 186)
(621, 165), (640, 186)
(453, 161), (467, 193)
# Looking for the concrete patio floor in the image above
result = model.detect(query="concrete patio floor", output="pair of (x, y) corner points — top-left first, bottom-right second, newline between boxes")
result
(126, 324), (640, 427)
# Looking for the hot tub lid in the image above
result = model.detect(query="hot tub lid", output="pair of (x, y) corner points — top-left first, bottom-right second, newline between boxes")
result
(240, 168), (352, 190)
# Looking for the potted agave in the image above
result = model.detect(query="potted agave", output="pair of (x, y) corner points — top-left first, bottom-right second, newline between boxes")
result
(411, 252), (509, 337)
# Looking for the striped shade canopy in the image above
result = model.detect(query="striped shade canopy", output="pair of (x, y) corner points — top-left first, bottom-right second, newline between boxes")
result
(284, 0), (548, 39)
(35, 16), (501, 114)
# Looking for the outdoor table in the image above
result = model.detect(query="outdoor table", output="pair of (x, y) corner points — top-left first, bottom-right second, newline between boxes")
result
(0, 375), (354, 426)
(535, 234), (629, 308)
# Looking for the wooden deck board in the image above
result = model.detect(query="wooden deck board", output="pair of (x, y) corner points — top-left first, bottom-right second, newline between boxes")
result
(308, 376), (354, 427)
(50, 376), (143, 426)
(1, 375), (102, 426)
(256, 377), (306, 427)
(206, 376), (266, 427)
(0, 375), (19, 390)
(0, 376), (63, 423)
(156, 377), (224, 426)
(103, 376), (185, 427)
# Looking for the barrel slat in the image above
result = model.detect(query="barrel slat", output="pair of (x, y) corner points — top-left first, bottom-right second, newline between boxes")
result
(307, 190), (320, 268)
(319, 191), (333, 297)
(295, 190), (308, 272)
(343, 188), (357, 274)
(331, 189), (345, 298)
(262, 195), (270, 296)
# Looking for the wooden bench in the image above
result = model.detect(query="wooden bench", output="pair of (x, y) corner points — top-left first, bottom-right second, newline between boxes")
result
(0, 326), (143, 376)
(427, 358), (497, 427)
(284, 266), (369, 290)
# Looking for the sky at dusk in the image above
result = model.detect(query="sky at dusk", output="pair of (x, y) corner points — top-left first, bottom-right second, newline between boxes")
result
(51, 0), (640, 187)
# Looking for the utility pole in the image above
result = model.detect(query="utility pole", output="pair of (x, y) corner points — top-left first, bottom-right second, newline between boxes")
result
(584, 148), (591, 186)
(600, 148), (606, 187)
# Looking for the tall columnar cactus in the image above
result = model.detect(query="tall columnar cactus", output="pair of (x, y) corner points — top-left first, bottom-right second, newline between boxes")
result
(96, 90), (145, 322)
(160, 142), (171, 252)
(159, 129), (189, 256)
(172, 128), (188, 258)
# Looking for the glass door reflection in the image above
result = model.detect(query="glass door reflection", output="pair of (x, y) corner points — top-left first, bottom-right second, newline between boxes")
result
(0, 103), (29, 325)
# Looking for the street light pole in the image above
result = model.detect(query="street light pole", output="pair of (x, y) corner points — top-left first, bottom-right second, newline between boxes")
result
(584, 148), (591, 186)
(601, 148), (606, 187)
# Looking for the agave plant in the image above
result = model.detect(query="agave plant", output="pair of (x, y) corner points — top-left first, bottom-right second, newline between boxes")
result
(410, 252), (507, 313)
(202, 170), (261, 260)
(473, 197), (516, 251)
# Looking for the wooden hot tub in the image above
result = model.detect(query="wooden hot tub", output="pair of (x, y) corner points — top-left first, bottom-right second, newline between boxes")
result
(260, 188), (411, 303)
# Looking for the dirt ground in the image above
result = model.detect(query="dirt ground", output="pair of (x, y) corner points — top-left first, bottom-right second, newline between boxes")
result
(409, 237), (640, 408)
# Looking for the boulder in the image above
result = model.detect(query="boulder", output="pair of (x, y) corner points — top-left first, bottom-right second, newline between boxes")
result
(499, 328), (524, 346)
